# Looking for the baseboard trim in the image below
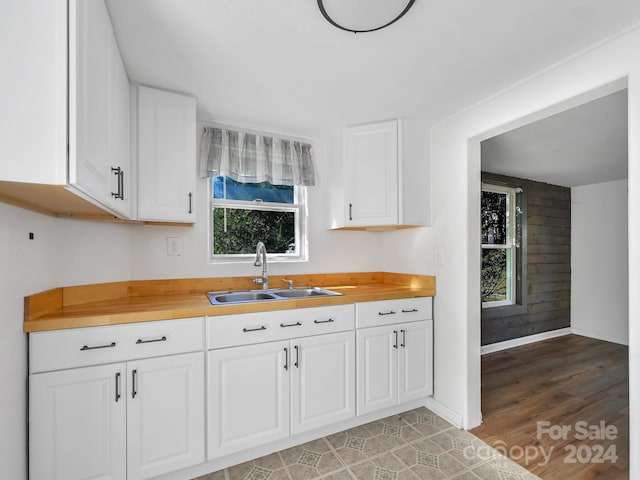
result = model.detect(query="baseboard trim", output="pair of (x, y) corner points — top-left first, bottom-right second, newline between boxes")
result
(424, 396), (463, 429)
(481, 327), (572, 355)
(570, 328), (629, 346)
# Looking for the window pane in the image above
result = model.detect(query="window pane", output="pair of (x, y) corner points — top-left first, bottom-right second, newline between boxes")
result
(213, 176), (294, 204)
(482, 191), (507, 244)
(213, 207), (296, 255)
(482, 249), (508, 302)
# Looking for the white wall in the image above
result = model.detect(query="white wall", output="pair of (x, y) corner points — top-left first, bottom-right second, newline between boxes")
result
(572, 179), (628, 345)
(384, 27), (640, 475)
(0, 203), (58, 480)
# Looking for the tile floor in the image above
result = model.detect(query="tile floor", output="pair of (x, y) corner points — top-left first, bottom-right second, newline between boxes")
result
(195, 407), (540, 480)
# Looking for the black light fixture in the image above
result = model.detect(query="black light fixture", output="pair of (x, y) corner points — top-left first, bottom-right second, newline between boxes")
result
(317, 0), (416, 34)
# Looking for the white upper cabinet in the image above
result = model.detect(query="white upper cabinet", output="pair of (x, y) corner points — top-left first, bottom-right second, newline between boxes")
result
(0, 0), (131, 219)
(329, 119), (431, 230)
(0, 0), (68, 185)
(137, 86), (197, 223)
(69, 0), (131, 218)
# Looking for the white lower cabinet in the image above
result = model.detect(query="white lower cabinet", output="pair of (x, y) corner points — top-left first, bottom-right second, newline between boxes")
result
(398, 320), (433, 403)
(207, 340), (291, 458)
(291, 331), (356, 434)
(29, 318), (205, 480)
(207, 330), (356, 460)
(357, 320), (433, 416)
(29, 363), (127, 480)
(127, 352), (205, 480)
(29, 300), (433, 478)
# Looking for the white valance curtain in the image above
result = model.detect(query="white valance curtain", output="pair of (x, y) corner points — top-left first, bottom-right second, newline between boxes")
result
(199, 127), (316, 186)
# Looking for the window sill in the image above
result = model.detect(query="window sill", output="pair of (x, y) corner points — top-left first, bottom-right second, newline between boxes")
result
(210, 255), (308, 265)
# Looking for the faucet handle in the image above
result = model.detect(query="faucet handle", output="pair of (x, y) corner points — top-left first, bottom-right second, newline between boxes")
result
(282, 278), (294, 289)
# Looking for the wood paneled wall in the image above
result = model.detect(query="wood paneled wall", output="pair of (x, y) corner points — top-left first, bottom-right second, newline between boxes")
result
(481, 172), (571, 345)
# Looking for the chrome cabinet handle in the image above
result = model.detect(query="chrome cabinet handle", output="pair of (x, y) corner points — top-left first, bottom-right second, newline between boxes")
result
(131, 369), (138, 399)
(401, 329), (406, 348)
(284, 347), (289, 371)
(80, 342), (116, 351)
(243, 326), (267, 333)
(402, 308), (418, 313)
(314, 318), (334, 324)
(136, 336), (167, 344)
(115, 372), (121, 402)
(294, 345), (300, 368)
(393, 330), (398, 349)
(188, 192), (193, 214)
(378, 311), (396, 316)
(280, 322), (302, 328)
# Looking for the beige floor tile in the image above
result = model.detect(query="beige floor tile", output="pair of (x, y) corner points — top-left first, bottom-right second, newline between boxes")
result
(193, 408), (540, 480)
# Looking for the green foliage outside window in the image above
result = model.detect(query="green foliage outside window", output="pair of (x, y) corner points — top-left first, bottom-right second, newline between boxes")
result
(213, 208), (295, 255)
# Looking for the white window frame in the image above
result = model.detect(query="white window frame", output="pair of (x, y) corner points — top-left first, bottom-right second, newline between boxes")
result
(481, 183), (517, 308)
(209, 179), (308, 263)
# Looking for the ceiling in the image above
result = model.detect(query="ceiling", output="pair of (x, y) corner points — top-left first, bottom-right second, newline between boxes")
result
(106, 1), (640, 137)
(481, 90), (628, 187)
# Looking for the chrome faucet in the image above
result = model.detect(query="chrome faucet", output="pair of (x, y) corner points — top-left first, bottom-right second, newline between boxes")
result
(252, 241), (269, 290)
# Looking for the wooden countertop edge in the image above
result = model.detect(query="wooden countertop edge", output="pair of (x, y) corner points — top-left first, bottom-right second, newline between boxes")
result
(24, 273), (436, 333)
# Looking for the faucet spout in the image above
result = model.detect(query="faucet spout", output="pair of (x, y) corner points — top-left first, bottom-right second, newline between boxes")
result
(252, 241), (269, 290)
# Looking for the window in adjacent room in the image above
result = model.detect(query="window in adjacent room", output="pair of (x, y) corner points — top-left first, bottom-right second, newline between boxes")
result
(481, 183), (521, 307)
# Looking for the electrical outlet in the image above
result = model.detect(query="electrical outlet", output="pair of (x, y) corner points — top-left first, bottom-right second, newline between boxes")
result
(434, 247), (445, 265)
(167, 237), (182, 256)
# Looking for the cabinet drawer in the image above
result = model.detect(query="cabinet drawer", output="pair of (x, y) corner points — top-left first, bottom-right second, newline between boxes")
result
(208, 305), (355, 349)
(356, 297), (431, 329)
(30, 317), (204, 373)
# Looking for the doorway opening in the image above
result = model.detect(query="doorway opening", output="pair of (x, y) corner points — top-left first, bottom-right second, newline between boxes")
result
(471, 85), (629, 478)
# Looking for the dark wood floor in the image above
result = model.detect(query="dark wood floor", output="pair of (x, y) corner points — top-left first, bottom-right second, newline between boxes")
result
(472, 335), (629, 479)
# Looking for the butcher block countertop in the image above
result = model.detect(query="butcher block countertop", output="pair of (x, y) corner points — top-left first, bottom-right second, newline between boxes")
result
(24, 272), (436, 333)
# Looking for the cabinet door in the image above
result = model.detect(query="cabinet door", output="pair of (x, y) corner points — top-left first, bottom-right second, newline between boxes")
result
(207, 341), (290, 459)
(1, 0), (67, 185)
(137, 86), (196, 222)
(70, 0), (130, 215)
(344, 121), (398, 227)
(398, 320), (433, 403)
(29, 364), (127, 480)
(356, 325), (398, 415)
(127, 352), (205, 480)
(291, 331), (355, 434)
(107, 34), (132, 218)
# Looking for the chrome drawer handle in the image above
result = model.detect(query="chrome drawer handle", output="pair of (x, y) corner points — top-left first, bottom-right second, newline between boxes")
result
(314, 318), (334, 324)
(80, 342), (116, 351)
(280, 322), (302, 328)
(378, 311), (396, 316)
(243, 325), (267, 333)
(402, 308), (419, 313)
(136, 336), (167, 345)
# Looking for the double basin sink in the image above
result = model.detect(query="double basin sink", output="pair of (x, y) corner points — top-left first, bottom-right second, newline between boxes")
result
(207, 287), (342, 305)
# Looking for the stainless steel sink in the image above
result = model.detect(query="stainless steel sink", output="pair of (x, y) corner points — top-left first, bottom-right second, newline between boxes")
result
(206, 287), (341, 305)
(271, 287), (342, 298)
(207, 291), (278, 305)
